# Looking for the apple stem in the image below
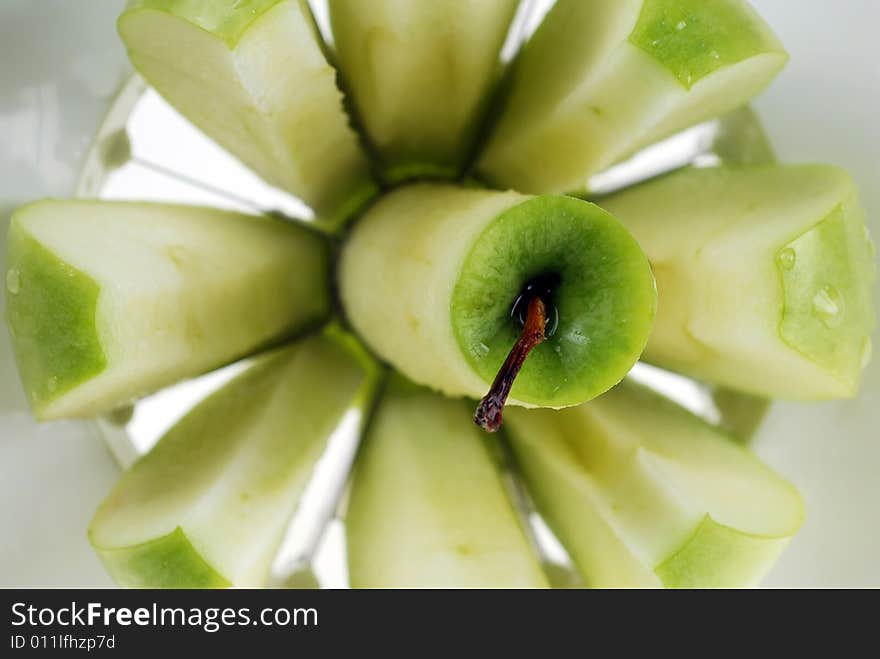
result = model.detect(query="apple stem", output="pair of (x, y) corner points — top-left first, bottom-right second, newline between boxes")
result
(474, 296), (547, 432)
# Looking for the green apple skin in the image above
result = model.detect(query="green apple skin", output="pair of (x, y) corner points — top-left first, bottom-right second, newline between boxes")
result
(329, 0), (519, 183)
(96, 527), (231, 589)
(90, 329), (382, 588)
(505, 380), (804, 588)
(476, 0), (786, 194)
(119, 0), (378, 229)
(5, 200), (330, 420)
(346, 377), (548, 588)
(339, 183), (656, 408)
(600, 165), (876, 399)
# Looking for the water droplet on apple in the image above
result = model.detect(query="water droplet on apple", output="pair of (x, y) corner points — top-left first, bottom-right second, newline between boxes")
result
(477, 342), (490, 356)
(676, 20), (687, 30)
(47, 376), (59, 393)
(860, 337), (873, 370)
(710, 50), (721, 60)
(811, 284), (844, 327)
(864, 225), (875, 257)
(6, 269), (20, 295)
(776, 248), (796, 271)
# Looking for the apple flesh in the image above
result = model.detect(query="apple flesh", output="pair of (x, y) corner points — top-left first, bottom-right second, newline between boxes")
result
(505, 380), (804, 588)
(600, 165), (876, 399)
(338, 184), (656, 408)
(476, 0), (786, 194)
(5, 200), (330, 420)
(346, 377), (547, 588)
(329, 0), (519, 182)
(90, 330), (381, 588)
(709, 105), (776, 167)
(118, 0), (377, 228)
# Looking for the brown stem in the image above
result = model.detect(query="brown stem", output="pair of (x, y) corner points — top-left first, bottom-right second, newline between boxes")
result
(474, 296), (546, 432)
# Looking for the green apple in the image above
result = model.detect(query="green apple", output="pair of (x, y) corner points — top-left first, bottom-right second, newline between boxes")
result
(339, 183), (656, 409)
(346, 376), (547, 588)
(118, 0), (377, 228)
(505, 380), (804, 588)
(600, 164), (876, 399)
(90, 329), (381, 588)
(5, 200), (330, 420)
(329, 0), (519, 182)
(477, 0), (786, 193)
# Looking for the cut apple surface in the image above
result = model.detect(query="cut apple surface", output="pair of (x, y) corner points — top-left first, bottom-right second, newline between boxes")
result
(329, 0), (519, 182)
(339, 184), (656, 409)
(119, 0), (377, 227)
(477, 0), (787, 194)
(505, 380), (804, 588)
(90, 330), (381, 588)
(5, 200), (330, 420)
(346, 377), (547, 588)
(709, 105), (776, 167)
(600, 164), (876, 399)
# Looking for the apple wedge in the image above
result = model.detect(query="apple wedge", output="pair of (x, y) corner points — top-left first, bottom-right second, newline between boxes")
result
(477, 0), (787, 193)
(338, 184), (656, 409)
(118, 0), (377, 228)
(600, 165), (876, 399)
(5, 200), (330, 420)
(505, 381), (804, 588)
(329, 0), (519, 182)
(90, 329), (381, 588)
(346, 377), (547, 588)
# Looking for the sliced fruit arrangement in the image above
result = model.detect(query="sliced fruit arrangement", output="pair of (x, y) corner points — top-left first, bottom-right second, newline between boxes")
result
(505, 380), (805, 588)
(118, 0), (378, 227)
(601, 164), (876, 399)
(329, 0), (519, 182)
(90, 329), (382, 588)
(339, 183), (656, 409)
(6, 0), (875, 589)
(5, 200), (330, 420)
(477, 0), (787, 193)
(346, 377), (548, 588)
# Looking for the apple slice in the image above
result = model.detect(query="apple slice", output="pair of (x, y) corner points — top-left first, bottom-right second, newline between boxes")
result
(505, 381), (804, 588)
(90, 329), (381, 588)
(710, 105), (776, 167)
(600, 165), (876, 399)
(118, 0), (377, 228)
(346, 377), (547, 588)
(338, 183), (656, 411)
(476, 0), (787, 193)
(5, 200), (330, 420)
(329, 0), (519, 182)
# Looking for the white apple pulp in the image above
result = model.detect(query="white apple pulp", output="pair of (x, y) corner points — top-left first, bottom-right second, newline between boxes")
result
(6, 200), (329, 420)
(89, 331), (381, 588)
(347, 379), (548, 588)
(119, 0), (377, 227)
(506, 381), (804, 588)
